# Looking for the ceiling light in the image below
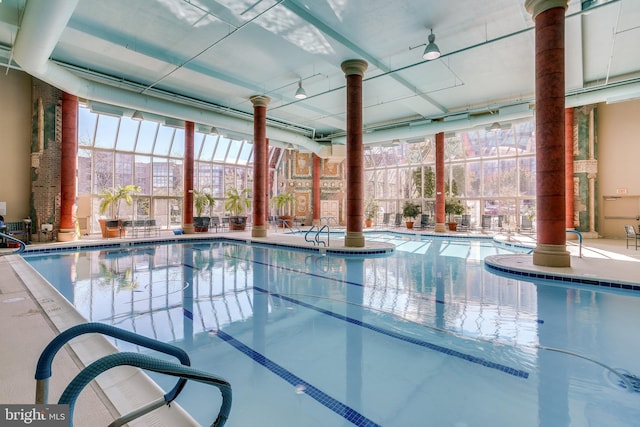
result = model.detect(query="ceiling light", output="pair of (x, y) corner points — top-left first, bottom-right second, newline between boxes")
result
(294, 79), (307, 99)
(423, 29), (441, 60)
(209, 126), (219, 134)
(488, 122), (501, 132)
(131, 110), (144, 121)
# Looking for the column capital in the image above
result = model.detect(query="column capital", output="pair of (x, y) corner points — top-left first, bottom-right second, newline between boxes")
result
(341, 59), (368, 77)
(250, 95), (271, 107)
(525, 0), (568, 19)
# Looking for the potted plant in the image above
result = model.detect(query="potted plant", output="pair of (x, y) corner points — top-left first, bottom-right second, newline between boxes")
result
(271, 192), (296, 228)
(193, 190), (215, 232)
(224, 187), (251, 230)
(402, 201), (421, 229)
(364, 197), (379, 228)
(445, 198), (465, 231)
(98, 184), (141, 237)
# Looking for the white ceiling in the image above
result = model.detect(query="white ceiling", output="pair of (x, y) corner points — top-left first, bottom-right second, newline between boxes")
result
(1, 0), (639, 151)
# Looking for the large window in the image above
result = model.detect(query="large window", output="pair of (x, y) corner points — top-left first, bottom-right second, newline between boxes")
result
(77, 105), (261, 233)
(364, 121), (537, 227)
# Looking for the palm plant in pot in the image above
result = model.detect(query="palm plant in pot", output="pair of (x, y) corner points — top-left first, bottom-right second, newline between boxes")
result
(224, 187), (251, 230)
(271, 191), (296, 228)
(193, 190), (215, 232)
(402, 201), (421, 229)
(98, 184), (141, 237)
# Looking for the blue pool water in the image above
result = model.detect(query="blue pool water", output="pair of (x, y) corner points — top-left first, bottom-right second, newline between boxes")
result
(24, 234), (640, 426)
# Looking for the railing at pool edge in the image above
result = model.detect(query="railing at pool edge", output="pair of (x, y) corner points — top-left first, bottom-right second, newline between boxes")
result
(35, 322), (231, 427)
(566, 229), (583, 258)
(303, 225), (329, 247)
(0, 231), (26, 254)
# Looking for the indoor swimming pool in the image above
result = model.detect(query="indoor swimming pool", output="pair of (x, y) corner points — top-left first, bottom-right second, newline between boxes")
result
(23, 234), (640, 426)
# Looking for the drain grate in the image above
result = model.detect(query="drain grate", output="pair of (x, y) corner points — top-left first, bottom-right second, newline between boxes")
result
(618, 373), (640, 393)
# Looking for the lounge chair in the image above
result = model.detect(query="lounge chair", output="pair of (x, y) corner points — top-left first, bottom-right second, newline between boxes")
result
(625, 225), (639, 249)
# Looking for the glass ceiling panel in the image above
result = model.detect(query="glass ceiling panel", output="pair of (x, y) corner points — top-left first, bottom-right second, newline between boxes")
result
(213, 137), (231, 162)
(226, 140), (241, 164)
(237, 143), (253, 165)
(154, 126), (175, 156)
(94, 115), (119, 149)
(115, 117), (139, 151)
(78, 107), (97, 146)
(171, 129), (185, 158)
(200, 134), (217, 161)
(136, 121), (158, 153)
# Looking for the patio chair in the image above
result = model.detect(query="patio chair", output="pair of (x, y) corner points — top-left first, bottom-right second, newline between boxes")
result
(393, 213), (403, 227)
(625, 225), (639, 249)
(418, 214), (429, 229)
(459, 214), (471, 231)
(481, 215), (492, 231)
(381, 213), (391, 228)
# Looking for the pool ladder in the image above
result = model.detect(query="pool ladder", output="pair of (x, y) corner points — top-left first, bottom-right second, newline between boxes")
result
(35, 322), (232, 427)
(305, 224), (330, 247)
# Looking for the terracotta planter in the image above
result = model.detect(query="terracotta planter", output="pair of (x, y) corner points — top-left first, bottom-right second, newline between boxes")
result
(279, 215), (295, 228)
(365, 219), (373, 228)
(405, 221), (414, 229)
(99, 218), (123, 238)
(448, 222), (458, 231)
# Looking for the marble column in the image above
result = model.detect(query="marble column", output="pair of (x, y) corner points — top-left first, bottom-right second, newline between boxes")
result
(565, 107), (575, 233)
(183, 121), (195, 234)
(434, 132), (446, 233)
(341, 59), (368, 248)
(526, 0), (570, 267)
(312, 154), (321, 226)
(251, 95), (270, 238)
(58, 92), (78, 242)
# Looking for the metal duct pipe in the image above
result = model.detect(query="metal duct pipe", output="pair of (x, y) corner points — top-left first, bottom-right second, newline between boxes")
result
(12, 0), (322, 153)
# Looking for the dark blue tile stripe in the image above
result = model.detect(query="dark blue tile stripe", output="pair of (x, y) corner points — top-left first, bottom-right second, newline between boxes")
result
(255, 286), (529, 379)
(216, 330), (381, 427)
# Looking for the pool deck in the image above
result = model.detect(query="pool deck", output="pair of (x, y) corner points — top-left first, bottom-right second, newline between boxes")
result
(1, 227), (639, 425)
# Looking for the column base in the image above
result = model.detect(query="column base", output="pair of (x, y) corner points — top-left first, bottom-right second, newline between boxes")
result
(344, 231), (365, 248)
(312, 219), (321, 227)
(252, 226), (267, 238)
(434, 223), (447, 233)
(533, 243), (571, 267)
(182, 224), (195, 234)
(57, 229), (77, 242)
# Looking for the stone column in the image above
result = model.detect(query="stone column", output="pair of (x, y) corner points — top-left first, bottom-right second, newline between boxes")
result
(434, 132), (446, 233)
(58, 92), (78, 242)
(251, 95), (270, 238)
(526, 0), (570, 267)
(341, 59), (368, 248)
(312, 154), (321, 226)
(565, 107), (575, 234)
(183, 121), (195, 234)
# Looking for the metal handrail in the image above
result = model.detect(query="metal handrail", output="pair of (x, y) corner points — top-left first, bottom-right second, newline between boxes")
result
(0, 231), (26, 254)
(282, 219), (300, 234)
(315, 224), (329, 247)
(35, 323), (190, 407)
(304, 225), (318, 245)
(58, 352), (232, 427)
(566, 229), (583, 258)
